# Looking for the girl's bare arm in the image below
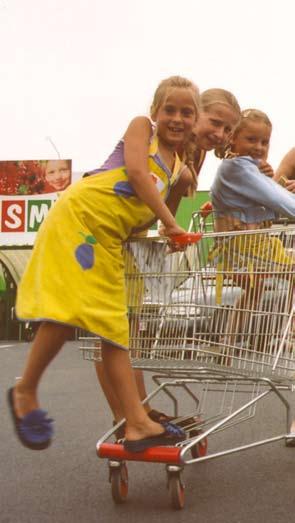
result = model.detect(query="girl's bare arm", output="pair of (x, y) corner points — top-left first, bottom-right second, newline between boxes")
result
(285, 179), (295, 193)
(124, 116), (185, 236)
(274, 148), (295, 182)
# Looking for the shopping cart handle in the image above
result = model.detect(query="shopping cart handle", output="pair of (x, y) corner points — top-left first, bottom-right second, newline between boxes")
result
(169, 232), (202, 246)
(200, 201), (213, 217)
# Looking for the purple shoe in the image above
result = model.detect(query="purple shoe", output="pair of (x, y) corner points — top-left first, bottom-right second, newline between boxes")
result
(7, 388), (54, 450)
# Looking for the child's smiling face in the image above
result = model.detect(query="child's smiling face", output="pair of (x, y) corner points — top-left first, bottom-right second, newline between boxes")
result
(193, 103), (239, 151)
(45, 160), (71, 191)
(231, 120), (271, 161)
(154, 88), (198, 149)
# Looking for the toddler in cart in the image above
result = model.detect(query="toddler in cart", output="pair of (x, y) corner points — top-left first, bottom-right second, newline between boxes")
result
(211, 109), (295, 230)
(209, 108), (295, 356)
(8, 76), (200, 453)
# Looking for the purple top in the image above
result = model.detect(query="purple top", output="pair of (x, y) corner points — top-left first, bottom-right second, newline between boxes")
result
(85, 140), (125, 176)
(84, 135), (175, 182)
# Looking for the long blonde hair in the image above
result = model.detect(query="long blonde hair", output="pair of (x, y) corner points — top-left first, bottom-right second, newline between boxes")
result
(201, 88), (240, 115)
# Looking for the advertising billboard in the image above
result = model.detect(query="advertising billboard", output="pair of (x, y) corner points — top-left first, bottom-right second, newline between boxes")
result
(0, 159), (72, 246)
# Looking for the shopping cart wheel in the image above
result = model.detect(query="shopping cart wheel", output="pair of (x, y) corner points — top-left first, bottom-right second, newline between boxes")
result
(167, 471), (185, 510)
(109, 461), (128, 504)
(190, 430), (208, 459)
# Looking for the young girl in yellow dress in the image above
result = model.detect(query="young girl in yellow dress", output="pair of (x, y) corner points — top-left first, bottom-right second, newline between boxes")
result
(8, 76), (201, 452)
(94, 88), (242, 436)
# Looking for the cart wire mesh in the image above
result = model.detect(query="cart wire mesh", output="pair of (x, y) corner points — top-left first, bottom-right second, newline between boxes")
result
(81, 225), (295, 382)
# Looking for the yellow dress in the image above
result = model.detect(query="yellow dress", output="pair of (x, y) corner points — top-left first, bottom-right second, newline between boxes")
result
(16, 136), (182, 350)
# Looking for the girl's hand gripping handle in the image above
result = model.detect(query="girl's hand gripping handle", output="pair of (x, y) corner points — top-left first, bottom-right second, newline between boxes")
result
(200, 201), (213, 217)
(168, 232), (202, 250)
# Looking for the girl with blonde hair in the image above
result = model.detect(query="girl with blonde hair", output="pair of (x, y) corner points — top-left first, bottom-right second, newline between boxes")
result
(165, 88), (241, 214)
(8, 75), (199, 453)
(210, 109), (295, 358)
(105, 87), (242, 436)
(211, 109), (295, 230)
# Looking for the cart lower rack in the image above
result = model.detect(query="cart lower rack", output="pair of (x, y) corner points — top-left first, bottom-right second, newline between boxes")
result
(80, 225), (295, 509)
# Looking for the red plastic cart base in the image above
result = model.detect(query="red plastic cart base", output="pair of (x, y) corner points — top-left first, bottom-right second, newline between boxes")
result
(97, 443), (183, 464)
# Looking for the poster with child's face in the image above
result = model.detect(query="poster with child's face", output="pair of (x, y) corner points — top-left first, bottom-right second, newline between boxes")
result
(0, 159), (72, 195)
(0, 159), (72, 246)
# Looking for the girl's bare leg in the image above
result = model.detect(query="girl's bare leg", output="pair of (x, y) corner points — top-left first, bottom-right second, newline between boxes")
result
(101, 341), (163, 441)
(13, 321), (73, 418)
(223, 276), (264, 349)
(99, 171), (192, 423)
(95, 362), (151, 422)
(95, 361), (122, 421)
(134, 369), (151, 411)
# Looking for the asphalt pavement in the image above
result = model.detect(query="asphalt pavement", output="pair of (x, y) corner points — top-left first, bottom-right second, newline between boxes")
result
(1, 340), (295, 523)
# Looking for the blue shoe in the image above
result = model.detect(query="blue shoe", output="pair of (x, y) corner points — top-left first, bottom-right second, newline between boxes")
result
(113, 416), (185, 441)
(123, 423), (186, 453)
(7, 388), (54, 450)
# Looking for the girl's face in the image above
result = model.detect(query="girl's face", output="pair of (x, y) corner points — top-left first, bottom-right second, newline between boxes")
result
(193, 103), (239, 151)
(154, 88), (198, 149)
(45, 160), (71, 191)
(231, 121), (271, 160)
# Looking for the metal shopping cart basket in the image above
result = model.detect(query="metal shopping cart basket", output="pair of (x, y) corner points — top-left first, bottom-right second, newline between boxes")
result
(80, 225), (295, 510)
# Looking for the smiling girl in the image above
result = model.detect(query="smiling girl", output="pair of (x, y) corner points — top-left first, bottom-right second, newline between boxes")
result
(163, 88), (241, 218)
(211, 109), (295, 229)
(8, 76), (200, 453)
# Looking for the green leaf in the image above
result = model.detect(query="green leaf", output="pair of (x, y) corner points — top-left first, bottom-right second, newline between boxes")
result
(78, 232), (97, 244)
(85, 235), (97, 244)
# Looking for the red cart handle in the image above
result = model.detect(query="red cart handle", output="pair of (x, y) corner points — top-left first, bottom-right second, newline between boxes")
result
(169, 232), (202, 246)
(200, 201), (213, 217)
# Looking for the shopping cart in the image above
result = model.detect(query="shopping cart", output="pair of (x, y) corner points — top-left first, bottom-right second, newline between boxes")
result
(80, 225), (295, 510)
